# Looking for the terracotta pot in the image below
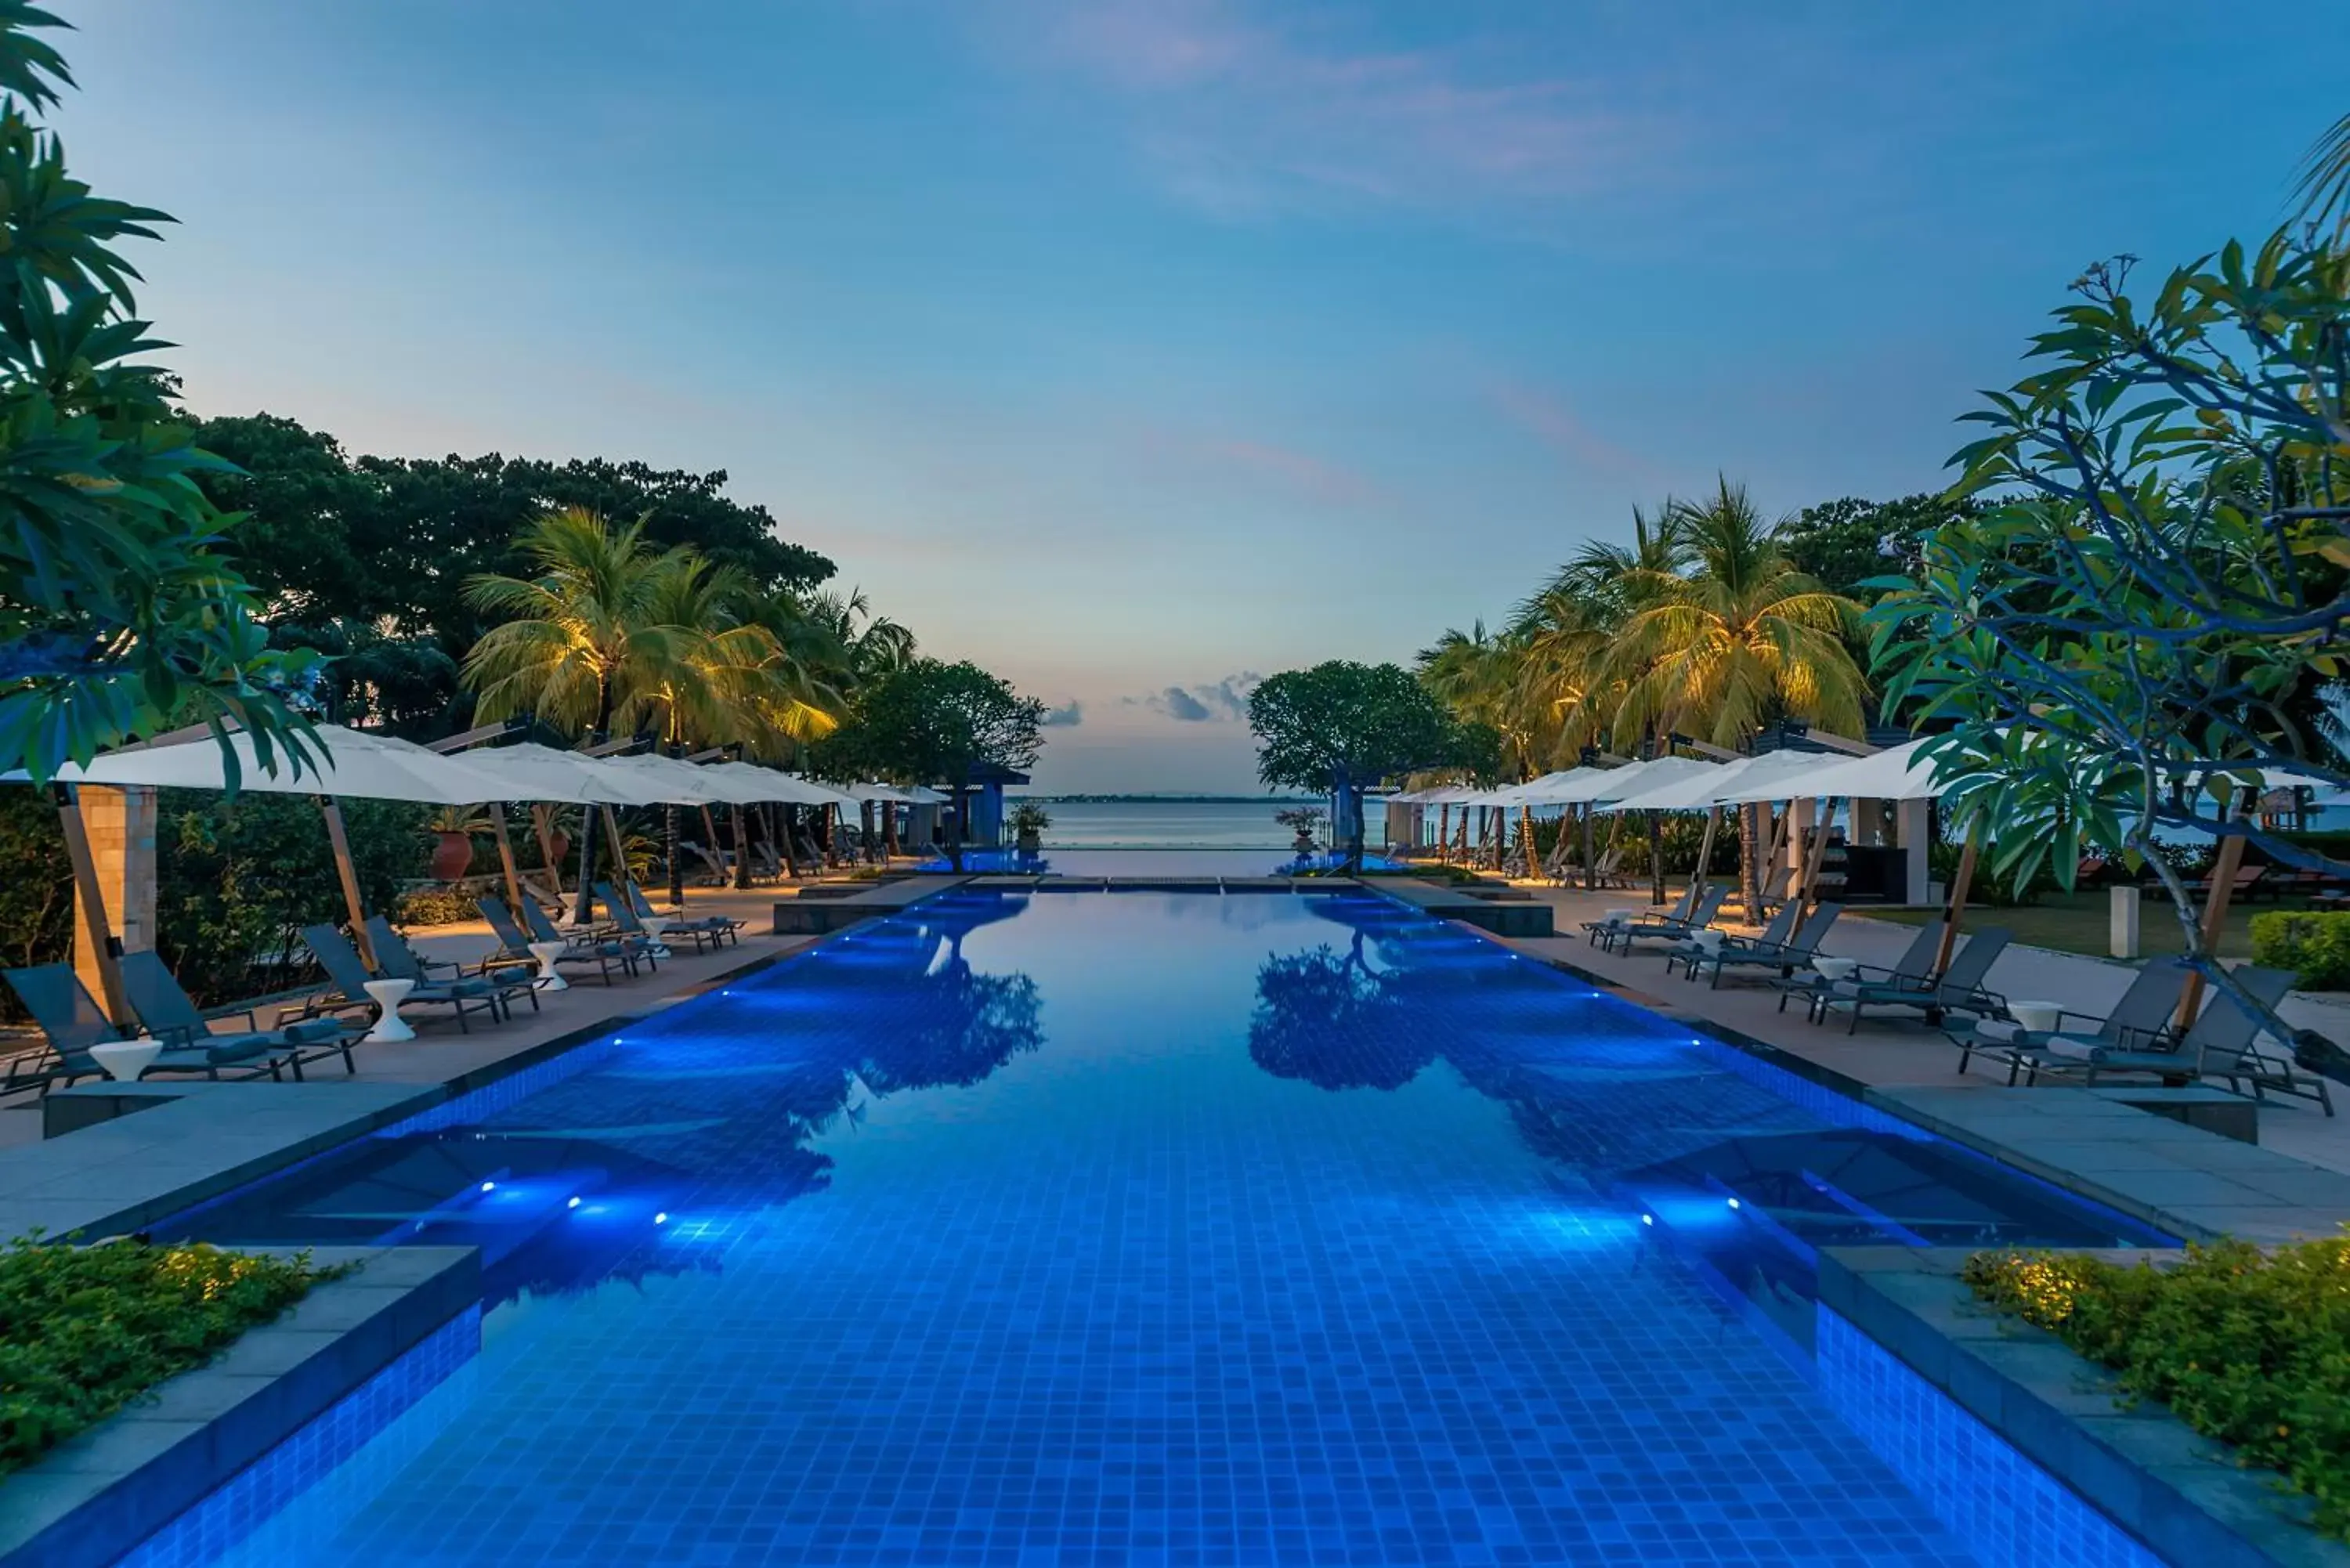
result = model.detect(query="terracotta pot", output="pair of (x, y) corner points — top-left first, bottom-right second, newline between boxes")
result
(430, 830), (475, 883)
(548, 832), (572, 866)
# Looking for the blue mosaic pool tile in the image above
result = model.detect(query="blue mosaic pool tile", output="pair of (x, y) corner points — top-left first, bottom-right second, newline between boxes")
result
(1815, 1308), (2159, 1568)
(146, 892), (2058, 1566)
(117, 1304), (483, 1568)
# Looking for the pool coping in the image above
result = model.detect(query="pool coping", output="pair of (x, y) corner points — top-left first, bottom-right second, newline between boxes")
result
(0, 1245), (479, 1568)
(1819, 1247), (2350, 1568)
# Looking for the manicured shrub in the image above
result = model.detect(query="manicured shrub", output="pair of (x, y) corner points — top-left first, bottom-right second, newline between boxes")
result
(0, 1237), (345, 1476)
(1965, 1234), (2350, 1540)
(2250, 910), (2350, 990)
(393, 887), (479, 927)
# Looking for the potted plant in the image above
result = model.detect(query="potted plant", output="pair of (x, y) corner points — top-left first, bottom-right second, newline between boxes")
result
(1274, 806), (1325, 856)
(1009, 800), (1050, 854)
(426, 804), (494, 883)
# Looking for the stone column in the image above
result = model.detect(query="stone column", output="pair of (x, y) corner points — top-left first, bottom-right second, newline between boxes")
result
(73, 785), (158, 1001)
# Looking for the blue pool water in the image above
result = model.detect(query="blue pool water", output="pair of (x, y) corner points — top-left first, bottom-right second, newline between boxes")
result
(150, 889), (2160, 1566)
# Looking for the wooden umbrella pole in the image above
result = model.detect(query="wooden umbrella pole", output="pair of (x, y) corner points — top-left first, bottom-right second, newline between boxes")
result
(1518, 804), (1535, 879)
(318, 796), (378, 968)
(54, 784), (132, 1024)
(2175, 790), (2252, 1028)
(530, 804), (561, 896)
(1581, 804), (1596, 889)
(1647, 809), (1667, 905)
(1934, 823), (1981, 974)
(1690, 807), (1723, 905)
(731, 803), (752, 889)
(488, 806), (526, 914)
(600, 804), (629, 905)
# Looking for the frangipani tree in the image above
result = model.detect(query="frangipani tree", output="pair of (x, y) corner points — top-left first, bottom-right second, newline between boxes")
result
(0, 4), (317, 784)
(1873, 228), (2350, 1033)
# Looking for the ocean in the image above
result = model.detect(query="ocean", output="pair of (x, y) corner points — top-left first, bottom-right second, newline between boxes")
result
(1014, 797), (1320, 850)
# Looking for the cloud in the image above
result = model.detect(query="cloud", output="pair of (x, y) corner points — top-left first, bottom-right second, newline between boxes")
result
(1156, 686), (1215, 721)
(1011, 0), (1672, 219)
(1485, 375), (1654, 480)
(1040, 699), (1085, 727)
(1142, 670), (1261, 722)
(1202, 439), (1385, 507)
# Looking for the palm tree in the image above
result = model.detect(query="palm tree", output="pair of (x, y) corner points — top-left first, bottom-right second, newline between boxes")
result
(462, 508), (765, 918)
(1599, 478), (1867, 911)
(2296, 110), (2350, 239)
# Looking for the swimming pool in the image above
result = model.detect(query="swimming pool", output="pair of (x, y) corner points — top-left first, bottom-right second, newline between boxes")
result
(146, 888), (2161, 1566)
(913, 847), (1407, 876)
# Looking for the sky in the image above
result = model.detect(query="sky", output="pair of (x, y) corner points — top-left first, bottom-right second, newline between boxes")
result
(54, 1), (2350, 792)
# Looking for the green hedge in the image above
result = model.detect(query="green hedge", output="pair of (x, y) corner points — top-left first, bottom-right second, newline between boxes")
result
(2249, 910), (2350, 991)
(1965, 1235), (2350, 1541)
(0, 1237), (345, 1476)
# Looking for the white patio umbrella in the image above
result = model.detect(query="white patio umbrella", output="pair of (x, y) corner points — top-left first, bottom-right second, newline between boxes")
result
(458, 742), (673, 806)
(45, 724), (522, 804)
(32, 725), (544, 993)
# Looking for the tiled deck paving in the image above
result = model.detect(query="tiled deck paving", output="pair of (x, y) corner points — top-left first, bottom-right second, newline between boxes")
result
(1487, 883), (2350, 1238)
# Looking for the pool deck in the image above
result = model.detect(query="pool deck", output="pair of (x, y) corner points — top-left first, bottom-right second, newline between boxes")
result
(1477, 880), (2350, 1242)
(0, 883), (833, 1163)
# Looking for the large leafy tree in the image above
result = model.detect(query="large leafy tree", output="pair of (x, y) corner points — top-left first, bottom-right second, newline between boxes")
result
(1873, 229), (2350, 1033)
(1248, 661), (1462, 871)
(0, 6), (316, 782)
(190, 413), (843, 735)
(836, 659), (1047, 870)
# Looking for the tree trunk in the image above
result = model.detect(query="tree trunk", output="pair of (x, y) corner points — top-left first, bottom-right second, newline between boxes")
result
(1647, 809), (1666, 905)
(884, 800), (899, 858)
(667, 804), (683, 906)
(1738, 802), (1762, 918)
(861, 800), (877, 864)
(1580, 804), (1596, 890)
(732, 804), (751, 889)
(570, 692), (611, 926)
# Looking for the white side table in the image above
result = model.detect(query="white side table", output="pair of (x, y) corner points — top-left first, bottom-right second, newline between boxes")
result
(641, 916), (673, 959)
(363, 977), (417, 1042)
(2007, 999), (2065, 1035)
(1812, 956), (1862, 983)
(90, 1040), (164, 1082)
(527, 941), (571, 992)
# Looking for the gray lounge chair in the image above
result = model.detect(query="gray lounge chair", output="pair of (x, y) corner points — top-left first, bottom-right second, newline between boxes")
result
(298, 925), (505, 1034)
(1, 964), (292, 1094)
(482, 898), (638, 985)
(1665, 899), (1796, 980)
(587, 888), (667, 970)
(1694, 902), (1847, 990)
(1820, 928), (2012, 1034)
(365, 917), (540, 1017)
(1607, 884), (1730, 956)
(1954, 956), (2186, 1082)
(2186, 966), (2332, 1115)
(1583, 880), (1696, 947)
(115, 953), (359, 1078)
(1774, 919), (1946, 1017)
(612, 880), (741, 952)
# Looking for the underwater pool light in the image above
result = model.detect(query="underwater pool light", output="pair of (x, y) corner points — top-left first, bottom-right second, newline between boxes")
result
(479, 1181), (496, 1193)
(567, 1196), (581, 1209)
(1726, 1198), (1741, 1210)
(655, 1212), (669, 1225)
(1640, 1213), (1654, 1226)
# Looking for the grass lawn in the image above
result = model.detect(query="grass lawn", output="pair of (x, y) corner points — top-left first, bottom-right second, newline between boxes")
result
(1865, 887), (2294, 961)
